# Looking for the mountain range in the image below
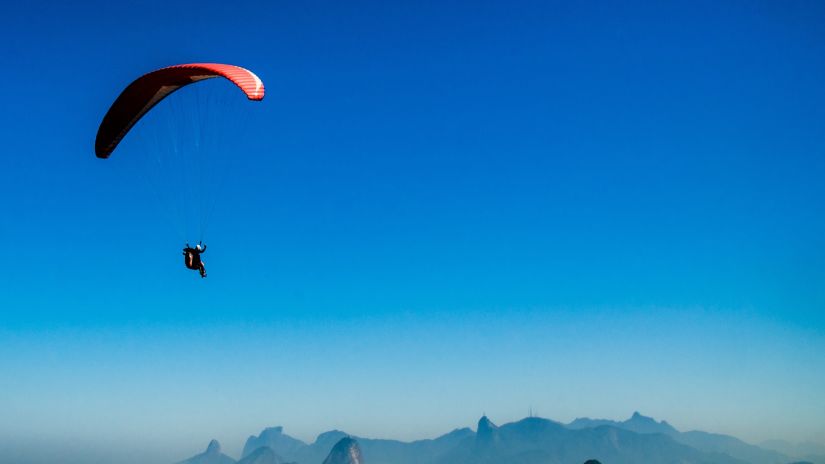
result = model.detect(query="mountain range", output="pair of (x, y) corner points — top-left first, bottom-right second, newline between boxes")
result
(175, 413), (823, 464)
(760, 440), (825, 464)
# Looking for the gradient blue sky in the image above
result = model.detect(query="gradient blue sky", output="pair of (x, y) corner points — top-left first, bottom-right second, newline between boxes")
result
(1, 1), (825, 462)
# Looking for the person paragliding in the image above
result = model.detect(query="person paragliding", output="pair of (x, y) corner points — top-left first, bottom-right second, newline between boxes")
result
(183, 242), (207, 278)
(95, 63), (265, 278)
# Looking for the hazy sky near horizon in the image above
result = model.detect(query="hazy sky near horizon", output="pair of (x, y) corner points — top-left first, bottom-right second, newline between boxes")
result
(1, 1), (825, 463)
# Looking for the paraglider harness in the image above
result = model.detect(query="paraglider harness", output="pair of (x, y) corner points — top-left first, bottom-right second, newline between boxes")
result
(183, 243), (206, 277)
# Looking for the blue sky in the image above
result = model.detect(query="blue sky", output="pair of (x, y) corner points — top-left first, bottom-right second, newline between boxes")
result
(1, 1), (824, 462)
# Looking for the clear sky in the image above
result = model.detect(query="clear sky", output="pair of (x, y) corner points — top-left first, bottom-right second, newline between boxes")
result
(1, 1), (824, 463)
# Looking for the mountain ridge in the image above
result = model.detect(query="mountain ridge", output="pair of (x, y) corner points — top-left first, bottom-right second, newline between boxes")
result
(176, 413), (821, 464)
(569, 412), (794, 464)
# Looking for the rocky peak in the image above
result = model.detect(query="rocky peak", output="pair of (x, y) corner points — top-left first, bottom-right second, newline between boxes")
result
(242, 426), (307, 458)
(260, 427), (284, 438)
(176, 439), (236, 464)
(206, 440), (221, 454)
(478, 416), (497, 433)
(322, 437), (363, 464)
(316, 430), (350, 447)
(625, 412), (677, 435)
(476, 416), (500, 446)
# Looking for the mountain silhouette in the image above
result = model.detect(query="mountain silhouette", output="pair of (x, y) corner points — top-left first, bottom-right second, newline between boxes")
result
(475, 415), (501, 449)
(239, 426), (473, 464)
(241, 416), (746, 464)
(761, 439), (825, 463)
(568, 411), (678, 435)
(175, 414), (820, 464)
(238, 446), (288, 464)
(570, 412), (793, 464)
(243, 427), (307, 459)
(322, 437), (363, 464)
(441, 416), (746, 464)
(176, 439), (236, 464)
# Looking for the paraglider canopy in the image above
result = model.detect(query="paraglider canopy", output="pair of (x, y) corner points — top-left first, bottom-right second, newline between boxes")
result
(95, 63), (264, 159)
(94, 62), (265, 244)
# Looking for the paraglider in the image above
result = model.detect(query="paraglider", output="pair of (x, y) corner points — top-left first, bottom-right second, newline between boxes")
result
(95, 63), (265, 277)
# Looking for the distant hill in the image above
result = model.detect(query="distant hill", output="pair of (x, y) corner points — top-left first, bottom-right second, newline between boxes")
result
(237, 446), (288, 464)
(761, 439), (825, 463)
(678, 430), (789, 464)
(243, 427), (307, 459)
(568, 411), (678, 435)
(569, 412), (796, 464)
(177, 440), (236, 464)
(322, 438), (363, 464)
